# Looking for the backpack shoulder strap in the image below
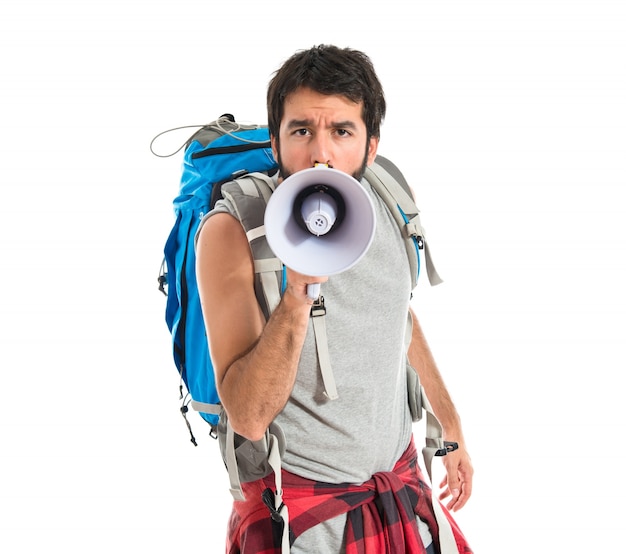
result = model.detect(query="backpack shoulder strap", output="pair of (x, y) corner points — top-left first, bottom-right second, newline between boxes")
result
(365, 156), (443, 288)
(219, 172), (284, 316)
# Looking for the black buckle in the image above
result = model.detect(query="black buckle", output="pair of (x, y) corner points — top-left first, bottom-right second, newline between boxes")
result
(310, 295), (326, 317)
(435, 441), (459, 456)
(262, 488), (285, 523)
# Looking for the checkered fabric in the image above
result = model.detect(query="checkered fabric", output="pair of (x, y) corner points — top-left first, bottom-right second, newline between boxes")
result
(226, 437), (472, 553)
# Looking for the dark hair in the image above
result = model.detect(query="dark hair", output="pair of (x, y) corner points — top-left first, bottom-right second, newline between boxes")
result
(267, 45), (386, 141)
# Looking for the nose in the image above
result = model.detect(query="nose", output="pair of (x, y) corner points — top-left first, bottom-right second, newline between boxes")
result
(310, 134), (332, 167)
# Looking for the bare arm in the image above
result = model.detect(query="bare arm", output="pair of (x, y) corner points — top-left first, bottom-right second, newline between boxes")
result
(195, 212), (325, 441)
(408, 307), (474, 511)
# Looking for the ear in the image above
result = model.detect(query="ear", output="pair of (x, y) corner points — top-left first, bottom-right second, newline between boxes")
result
(270, 134), (279, 162)
(366, 136), (379, 166)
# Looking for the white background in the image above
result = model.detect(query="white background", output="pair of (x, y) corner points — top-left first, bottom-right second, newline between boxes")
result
(1, 1), (624, 552)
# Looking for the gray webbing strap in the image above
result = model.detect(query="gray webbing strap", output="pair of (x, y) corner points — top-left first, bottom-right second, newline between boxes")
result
(252, 172), (277, 197)
(310, 298), (337, 400)
(190, 400), (221, 417)
(245, 225), (266, 243)
(225, 421), (245, 501)
(237, 172), (276, 199)
(370, 161), (418, 215)
(239, 174), (278, 300)
(254, 257), (283, 314)
(420, 390), (459, 553)
(267, 433), (290, 553)
(226, 173), (283, 316)
(366, 162), (443, 287)
(420, 390), (445, 483)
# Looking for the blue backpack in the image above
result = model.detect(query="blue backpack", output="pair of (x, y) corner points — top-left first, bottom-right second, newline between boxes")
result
(154, 114), (443, 447)
(155, 114), (279, 444)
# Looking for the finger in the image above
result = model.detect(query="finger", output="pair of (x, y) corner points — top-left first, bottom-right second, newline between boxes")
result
(443, 486), (461, 511)
(453, 471), (473, 511)
(446, 470), (473, 511)
(442, 468), (461, 504)
(451, 489), (468, 511)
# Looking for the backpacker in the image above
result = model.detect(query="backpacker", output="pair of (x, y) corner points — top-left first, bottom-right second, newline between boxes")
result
(154, 113), (460, 552)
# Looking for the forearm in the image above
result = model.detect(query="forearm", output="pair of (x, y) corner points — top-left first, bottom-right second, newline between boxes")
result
(408, 309), (464, 442)
(197, 214), (319, 441)
(218, 289), (311, 441)
(409, 309), (474, 509)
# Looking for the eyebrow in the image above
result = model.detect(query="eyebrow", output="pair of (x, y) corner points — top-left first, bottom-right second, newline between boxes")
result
(285, 119), (359, 130)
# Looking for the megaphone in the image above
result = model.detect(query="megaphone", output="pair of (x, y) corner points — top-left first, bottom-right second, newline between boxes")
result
(265, 165), (376, 300)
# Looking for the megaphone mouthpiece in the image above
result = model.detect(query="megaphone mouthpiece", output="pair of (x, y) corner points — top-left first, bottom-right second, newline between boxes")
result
(301, 191), (337, 236)
(293, 184), (347, 236)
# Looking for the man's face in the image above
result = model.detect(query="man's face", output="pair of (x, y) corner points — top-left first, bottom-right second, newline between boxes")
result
(271, 87), (379, 183)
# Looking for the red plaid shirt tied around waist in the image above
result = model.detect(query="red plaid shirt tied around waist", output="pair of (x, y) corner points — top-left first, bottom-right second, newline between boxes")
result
(226, 437), (472, 553)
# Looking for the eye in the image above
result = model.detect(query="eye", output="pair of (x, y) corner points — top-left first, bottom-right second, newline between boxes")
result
(335, 128), (351, 137)
(294, 128), (310, 136)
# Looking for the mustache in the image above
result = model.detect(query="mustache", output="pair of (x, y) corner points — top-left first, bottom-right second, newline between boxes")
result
(276, 145), (370, 183)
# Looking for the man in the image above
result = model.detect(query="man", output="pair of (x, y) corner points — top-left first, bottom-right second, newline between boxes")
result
(196, 45), (473, 553)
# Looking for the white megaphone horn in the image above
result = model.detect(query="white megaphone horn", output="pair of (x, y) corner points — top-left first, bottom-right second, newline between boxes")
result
(264, 165), (376, 300)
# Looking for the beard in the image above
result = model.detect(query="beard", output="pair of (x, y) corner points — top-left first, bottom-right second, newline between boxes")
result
(275, 143), (371, 182)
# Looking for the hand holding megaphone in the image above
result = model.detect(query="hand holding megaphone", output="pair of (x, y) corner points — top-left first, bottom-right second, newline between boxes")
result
(283, 268), (327, 302)
(264, 165), (376, 300)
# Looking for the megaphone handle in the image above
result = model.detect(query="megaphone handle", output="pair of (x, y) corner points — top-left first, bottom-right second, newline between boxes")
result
(307, 283), (321, 301)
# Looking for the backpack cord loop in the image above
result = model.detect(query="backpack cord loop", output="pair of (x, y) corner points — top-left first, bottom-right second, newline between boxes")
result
(149, 125), (205, 158)
(150, 115), (271, 158)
